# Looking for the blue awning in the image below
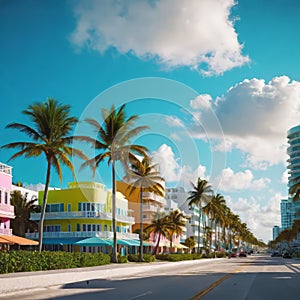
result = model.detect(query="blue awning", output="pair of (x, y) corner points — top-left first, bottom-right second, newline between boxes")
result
(74, 237), (112, 246)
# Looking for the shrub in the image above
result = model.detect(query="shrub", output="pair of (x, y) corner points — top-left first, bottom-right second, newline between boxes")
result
(156, 253), (199, 262)
(127, 254), (155, 262)
(117, 254), (128, 263)
(0, 250), (110, 274)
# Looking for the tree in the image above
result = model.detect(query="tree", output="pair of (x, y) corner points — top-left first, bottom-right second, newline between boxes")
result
(10, 191), (40, 237)
(2, 98), (87, 251)
(144, 212), (171, 255)
(166, 209), (187, 250)
(81, 104), (148, 263)
(124, 156), (164, 262)
(187, 178), (213, 253)
(184, 236), (196, 253)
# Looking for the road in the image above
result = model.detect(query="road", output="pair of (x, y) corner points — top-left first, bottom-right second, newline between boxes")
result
(3, 254), (300, 300)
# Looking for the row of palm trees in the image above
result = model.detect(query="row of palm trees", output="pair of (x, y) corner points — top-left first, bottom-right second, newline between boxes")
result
(186, 178), (265, 253)
(2, 98), (264, 263)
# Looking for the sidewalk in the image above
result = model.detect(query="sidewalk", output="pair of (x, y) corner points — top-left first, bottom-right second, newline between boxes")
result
(0, 259), (217, 297)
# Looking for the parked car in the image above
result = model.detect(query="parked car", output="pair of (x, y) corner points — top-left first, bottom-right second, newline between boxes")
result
(271, 251), (281, 257)
(282, 252), (292, 258)
(239, 251), (247, 257)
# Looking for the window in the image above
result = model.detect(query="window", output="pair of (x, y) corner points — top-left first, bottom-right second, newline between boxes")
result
(4, 192), (8, 204)
(87, 224), (91, 231)
(0, 190), (2, 203)
(78, 203), (82, 211)
(92, 224), (96, 231)
(68, 204), (71, 212)
(68, 224), (71, 232)
(83, 224), (86, 231)
(104, 224), (108, 231)
(45, 204), (64, 212)
(97, 224), (102, 232)
(76, 224), (80, 231)
(116, 226), (120, 232)
(117, 208), (121, 215)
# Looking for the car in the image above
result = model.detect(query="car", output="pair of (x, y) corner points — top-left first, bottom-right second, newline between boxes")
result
(282, 252), (292, 258)
(239, 251), (247, 257)
(271, 251), (281, 257)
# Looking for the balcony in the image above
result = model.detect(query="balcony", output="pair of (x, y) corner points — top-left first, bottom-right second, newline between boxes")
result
(25, 231), (139, 240)
(142, 192), (166, 205)
(0, 228), (12, 235)
(0, 203), (15, 218)
(142, 204), (163, 213)
(30, 211), (135, 224)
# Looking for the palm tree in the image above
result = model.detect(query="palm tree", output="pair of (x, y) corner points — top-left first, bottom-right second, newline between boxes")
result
(203, 193), (226, 251)
(81, 104), (148, 263)
(1, 98), (87, 251)
(10, 191), (40, 237)
(124, 156), (164, 262)
(187, 178), (213, 253)
(144, 212), (171, 255)
(184, 236), (196, 253)
(166, 209), (187, 250)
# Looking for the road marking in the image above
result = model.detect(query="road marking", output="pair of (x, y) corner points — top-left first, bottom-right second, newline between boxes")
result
(189, 266), (245, 300)
(128, 290), (153, 299)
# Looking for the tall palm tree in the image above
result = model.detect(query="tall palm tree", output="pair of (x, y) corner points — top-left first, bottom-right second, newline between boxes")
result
(124, 156), (164, 262)
(2, 98), (86, 251)
(81, 104), (148, 263)
(10, 191), (40, 237)
(144, 212), (171, 255)
(187, 178), (213, 253)
(166, 209), (187, 250)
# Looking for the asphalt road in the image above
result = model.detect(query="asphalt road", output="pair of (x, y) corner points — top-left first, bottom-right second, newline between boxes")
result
(2, 254), (300, 300)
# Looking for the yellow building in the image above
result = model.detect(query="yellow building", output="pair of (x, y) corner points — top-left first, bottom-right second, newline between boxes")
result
(26, 182), (138, 251)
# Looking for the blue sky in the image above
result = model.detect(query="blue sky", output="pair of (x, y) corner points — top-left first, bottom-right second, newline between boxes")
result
(1, 0), (300, 242)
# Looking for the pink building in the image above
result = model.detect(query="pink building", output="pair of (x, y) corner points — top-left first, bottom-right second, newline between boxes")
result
(0, 162), (15, 235)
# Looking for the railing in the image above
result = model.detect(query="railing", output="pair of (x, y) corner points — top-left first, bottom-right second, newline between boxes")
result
(30, 211), (135, 224)
(0, 228), (12, 235)
(0, 203), (15, 217)
(25, 231), (139, 240)
(142, 192), (166, 205)
(142, 204), (163, 213)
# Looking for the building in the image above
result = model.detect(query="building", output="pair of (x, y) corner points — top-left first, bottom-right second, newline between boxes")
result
(287, 125), (300, 220)
(272, 225), (281, 240)
(280, 199), (294, 230)
(117, 180), (166, 232)
(12, 184), (38, 204)
(165, 187), (203, 245)
(26, 181), (138, 252)
(0, 162), (14, 236)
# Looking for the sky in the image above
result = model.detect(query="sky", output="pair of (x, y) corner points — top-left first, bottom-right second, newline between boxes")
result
(1, 0), (300, 242)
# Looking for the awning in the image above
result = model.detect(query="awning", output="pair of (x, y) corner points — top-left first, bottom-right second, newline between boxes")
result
(74, 237), (112, 246)
(0, 235), (38, 245)
(173, 242), (189, 249)
(43, 238), (83, 245)
(0, 236), (13, 244)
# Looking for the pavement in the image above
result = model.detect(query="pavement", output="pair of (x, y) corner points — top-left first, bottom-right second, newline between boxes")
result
(0, 258), (217, 298)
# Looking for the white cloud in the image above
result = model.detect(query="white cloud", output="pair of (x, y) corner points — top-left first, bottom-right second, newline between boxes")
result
(151, 144), (208, 188)
(190, 94), (213, 110)
(70, 0), (249, 75)
(24, 183), (59, 191)
(281, 170), (289, 184)
(226, 193), (282, 242)
(214, 168), (270, 192)
(165, 116), (185, 128)
(170, 132), (181, 141)
(190, 76), (300, 169)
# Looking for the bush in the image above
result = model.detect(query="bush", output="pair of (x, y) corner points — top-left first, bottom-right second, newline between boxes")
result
(117, 254), (128, 263)
(0, 250), (110, 274)
(156, 253), (200, 262)
(127, 254), (155, 262)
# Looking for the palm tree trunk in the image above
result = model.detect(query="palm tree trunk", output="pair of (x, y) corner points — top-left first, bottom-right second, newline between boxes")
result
(198, 204), (201, 254)
(139, 187), (143, 262)
(152, 233), (161, 255)
(38, 160), (51, 252)
(112, 161), (117, 263)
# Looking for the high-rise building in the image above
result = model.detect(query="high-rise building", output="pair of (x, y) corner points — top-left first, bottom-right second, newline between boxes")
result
(287, 125), (300, 220)
(272, 225), (280, 240)
(280, 199), (294, 230)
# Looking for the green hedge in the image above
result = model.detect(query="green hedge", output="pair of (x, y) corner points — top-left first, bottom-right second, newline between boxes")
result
(127, 254), (155, 262)
(0, 250), (110, 274)
(156, 253), (203, 261)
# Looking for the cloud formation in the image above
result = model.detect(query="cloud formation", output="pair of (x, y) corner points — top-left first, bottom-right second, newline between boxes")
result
(227, 193), (282, 242)
(214, 168), (270, 192)
(190, 76), (300, 169)
(70, 0), (249, 75)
